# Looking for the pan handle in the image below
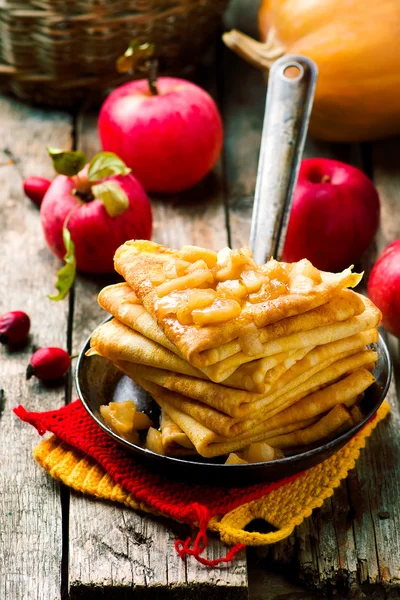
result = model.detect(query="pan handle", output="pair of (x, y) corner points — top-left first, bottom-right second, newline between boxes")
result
(249, 55), (318, 264)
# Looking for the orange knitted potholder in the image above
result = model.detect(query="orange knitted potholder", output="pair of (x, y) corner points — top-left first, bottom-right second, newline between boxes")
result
(15, 399), (390, 566)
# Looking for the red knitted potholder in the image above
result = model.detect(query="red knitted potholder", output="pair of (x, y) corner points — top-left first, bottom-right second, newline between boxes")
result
(15, 400), (300, 566)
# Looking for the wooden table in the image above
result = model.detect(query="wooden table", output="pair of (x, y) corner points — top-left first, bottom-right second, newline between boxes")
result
(1, 2), (400, 598)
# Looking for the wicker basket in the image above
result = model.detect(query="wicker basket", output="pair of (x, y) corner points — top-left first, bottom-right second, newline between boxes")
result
(0, 0), (228, 108)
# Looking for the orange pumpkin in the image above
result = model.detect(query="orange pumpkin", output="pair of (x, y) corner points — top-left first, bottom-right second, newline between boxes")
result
(223, 0), (400, 142)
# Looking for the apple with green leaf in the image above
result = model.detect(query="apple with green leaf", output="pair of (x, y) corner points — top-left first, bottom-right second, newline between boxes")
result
(40, 148), (152, 300)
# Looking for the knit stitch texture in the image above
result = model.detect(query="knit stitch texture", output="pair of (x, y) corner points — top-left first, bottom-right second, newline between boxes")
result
(15, 399), (390, 565)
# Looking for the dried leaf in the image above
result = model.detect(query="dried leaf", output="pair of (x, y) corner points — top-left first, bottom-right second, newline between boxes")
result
(116, 41), (155, 73)
(48, 228), (76, 301)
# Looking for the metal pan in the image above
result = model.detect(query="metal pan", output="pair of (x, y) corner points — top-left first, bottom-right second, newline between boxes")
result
(75, 55), (392, 485)
(76, 319), (391, 486)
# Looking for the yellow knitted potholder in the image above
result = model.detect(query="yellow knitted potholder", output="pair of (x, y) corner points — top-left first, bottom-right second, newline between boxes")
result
(33, 400), (390, 548)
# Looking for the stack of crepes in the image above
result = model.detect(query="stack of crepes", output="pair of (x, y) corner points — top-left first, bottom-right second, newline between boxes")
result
(87, 240), (382, 462)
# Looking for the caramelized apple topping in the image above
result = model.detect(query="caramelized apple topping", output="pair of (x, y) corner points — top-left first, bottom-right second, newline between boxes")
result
(215, 248), (255, 282)
(149, 271), (166, 285)
(244, 442), (284, 463)
(240, 269), (269, 293)
(261, 259), (290, 283)
(176, 289), (217, 325)
(216, 279), (247, 300)
(156, 270), (214, 297)
(192, 298), (241, 325)
(225, 452), (248, 465)
(187, 259), (209, 272)
(247, 279), (289, 303)
(145, 427), (165, 455)
(99, 400), (152, 444)
(151, 247), (323, 326)
(178, 245), (217, 268)
(157, 290), (189, 318)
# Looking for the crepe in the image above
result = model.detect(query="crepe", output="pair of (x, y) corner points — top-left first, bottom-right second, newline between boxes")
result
(200, 289), (365, 366)
(91, 241), (381, 460)
(113, 240), (363, 367)
(113, 329), (377, 419)
(119, 350), (377, 438)
(265, 404), (353, 449)
(98, 283), (379, 384)
(137, 370), (373, 457)
(224, 347), (313, 393)
(89, 314), (314, 393)
(160, 410), (195, 456)
(98, 283), (179, 355)
(200, 296), (380, 381)
(88, 319), (204, 379)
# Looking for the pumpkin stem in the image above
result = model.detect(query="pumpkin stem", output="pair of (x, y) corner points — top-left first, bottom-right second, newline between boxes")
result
(222, 29), (285, 71)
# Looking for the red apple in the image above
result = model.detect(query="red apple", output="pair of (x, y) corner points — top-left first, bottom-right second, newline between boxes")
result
(40, 167), (152, 273)
(368, 239), (400, 338)
(283, 158), (380, 271)
(98, 77), (223, 194)
(23, 176), (51, 207)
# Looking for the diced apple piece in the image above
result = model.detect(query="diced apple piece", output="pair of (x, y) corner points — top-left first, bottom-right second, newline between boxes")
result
(100, 401), (136, 438)
(175, 258), (192, 276)
(145, 428), (165, 455)
(187, 259), (209, 272)
(292, 258), (322, 284)
(244, 442), (284, 463)
(132, 411), (153, 430)
(176, 305), (194, 325)
(157, 290), (189, 318)
(188, 289), (217, 309)
(241, 269), (269, 293)
(216, 279), (247, 300)
(192, 298), (241, 325)
(215, 249), (255, 282)
(156, 270), (214, 298)
(216, 247), (232, 266)
(247, 279), (288, 303)
(178, 245), (218, 268)
(261, 259), (290, 284)
(176, 289), (217, 325)
(149, 270), (166, 285)
(225, 453), (248, 465)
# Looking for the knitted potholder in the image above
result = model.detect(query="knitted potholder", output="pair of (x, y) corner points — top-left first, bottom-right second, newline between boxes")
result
(15, 399), (390, 566)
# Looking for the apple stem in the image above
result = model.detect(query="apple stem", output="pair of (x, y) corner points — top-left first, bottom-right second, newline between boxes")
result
(73, 173), (94, 201)
(321, 174), (331, 183)
(147, 59), (159, 96)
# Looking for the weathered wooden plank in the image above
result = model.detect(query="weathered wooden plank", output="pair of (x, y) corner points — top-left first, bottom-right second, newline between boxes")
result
(68, 110), (247, 598)
(349, 138), (400, 587)
(0, 97), (72, 599)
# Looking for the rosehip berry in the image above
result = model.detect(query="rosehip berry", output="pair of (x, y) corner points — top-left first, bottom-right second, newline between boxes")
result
(0, 311), (30, 345)
(23, 176), (51, 207)
(26, 347), (71, 381)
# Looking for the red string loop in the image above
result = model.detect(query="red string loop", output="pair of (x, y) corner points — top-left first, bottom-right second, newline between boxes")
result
(174, 503), (245, 566)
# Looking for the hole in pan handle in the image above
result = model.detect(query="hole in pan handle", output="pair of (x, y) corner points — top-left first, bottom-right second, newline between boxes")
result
(250, 55), (318, 264)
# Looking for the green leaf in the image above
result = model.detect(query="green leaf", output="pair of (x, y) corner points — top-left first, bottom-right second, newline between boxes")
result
(116, 41), (155, 73)
(47, 147), (87, 177)
(48, 227), (76, 301)
(88, 152), (131, 181)
(92, 181), (129, 217)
